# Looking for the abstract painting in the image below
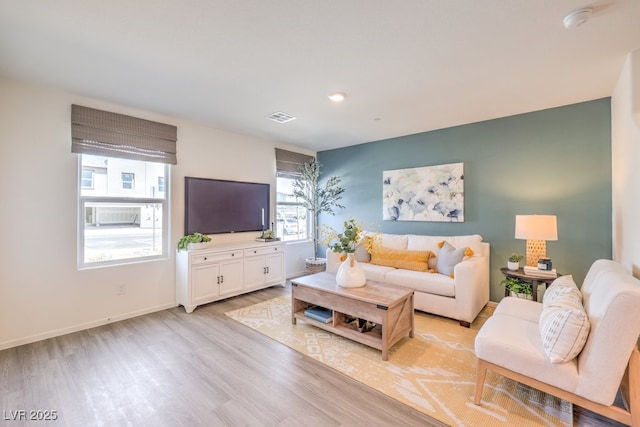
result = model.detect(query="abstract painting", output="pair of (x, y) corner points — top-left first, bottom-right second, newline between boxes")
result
(383, 162), (464, 222)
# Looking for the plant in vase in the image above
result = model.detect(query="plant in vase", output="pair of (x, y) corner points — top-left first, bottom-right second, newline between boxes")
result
(178, 232), (212, 251)
(507, 252), (524, 271)
(291, 158), (345, 272)
(323, 218), (378, 288)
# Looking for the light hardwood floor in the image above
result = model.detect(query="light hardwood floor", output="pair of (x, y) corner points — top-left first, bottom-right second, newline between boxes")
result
(0, 282), (626, 426)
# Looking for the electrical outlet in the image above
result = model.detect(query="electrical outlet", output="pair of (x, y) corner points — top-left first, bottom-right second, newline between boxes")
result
(116, 284), (126, 295)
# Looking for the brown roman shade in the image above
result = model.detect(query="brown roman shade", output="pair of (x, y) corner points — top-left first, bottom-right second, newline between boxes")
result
(275, 148), (313, 178)
(71, 104), (177, 164)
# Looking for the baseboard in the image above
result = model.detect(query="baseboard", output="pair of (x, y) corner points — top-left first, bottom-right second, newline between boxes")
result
(0, 302), (177, 351)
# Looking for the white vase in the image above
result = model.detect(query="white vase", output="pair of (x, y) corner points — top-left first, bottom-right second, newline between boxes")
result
(336, 253), (366, 288)
(507, 261), (520, 271)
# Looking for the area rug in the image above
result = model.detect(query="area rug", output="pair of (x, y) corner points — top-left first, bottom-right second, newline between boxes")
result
(225, 296), (572, 426)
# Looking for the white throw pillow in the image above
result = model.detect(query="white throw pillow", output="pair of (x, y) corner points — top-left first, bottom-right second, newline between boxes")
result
(539, 292), (590, 363)
(543, 275), (582, 309)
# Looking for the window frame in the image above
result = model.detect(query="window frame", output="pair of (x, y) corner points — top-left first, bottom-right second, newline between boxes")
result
(121, 172), (135, 190)
(275, 174), (310, 242)
(81, 169), (94, 189)
(78, 155), (169, 269)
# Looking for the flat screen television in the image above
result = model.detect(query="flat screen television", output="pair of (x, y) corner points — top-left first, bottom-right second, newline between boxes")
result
(184, 177), (270, 235)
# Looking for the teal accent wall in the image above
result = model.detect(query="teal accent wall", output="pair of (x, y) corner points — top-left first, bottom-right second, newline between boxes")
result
(317, 98), (612, 302)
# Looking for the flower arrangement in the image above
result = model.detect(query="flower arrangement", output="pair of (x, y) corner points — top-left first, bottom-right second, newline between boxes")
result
(321, 218), (379, 255)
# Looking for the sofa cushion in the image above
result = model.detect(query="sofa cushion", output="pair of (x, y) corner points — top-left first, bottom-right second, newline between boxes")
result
(475, 313), (579, 392)
(370, 247), (434, 272)
(539, 293), (590, 363)
(436, 241), (467, 277)
(448, 234), (484, 256)
(384, 269), (455, 297)
(494, 296), (543, 323)
(379, 233), (408, 250)
(359, 263), (396, 283)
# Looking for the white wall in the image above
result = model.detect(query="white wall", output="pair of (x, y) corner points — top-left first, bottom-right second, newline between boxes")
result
(0, 77), (313, 349)
(611, 49), (640, 276)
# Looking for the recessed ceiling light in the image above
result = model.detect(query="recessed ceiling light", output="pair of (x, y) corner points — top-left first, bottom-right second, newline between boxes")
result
(328, 92), (346, 102)
(563, 7), (593, 29)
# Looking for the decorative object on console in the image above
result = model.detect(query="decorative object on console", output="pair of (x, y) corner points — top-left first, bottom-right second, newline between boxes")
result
(256, 226), (280, 242)
(177, 232), (212, 251)
(515, 214), (558, 267)
(523, 265), (558, 278)
(537, 257), (552, 270)
(507, 252), (524, 271)
(382, 162), (464, 222)
(291, 157), (345, 272)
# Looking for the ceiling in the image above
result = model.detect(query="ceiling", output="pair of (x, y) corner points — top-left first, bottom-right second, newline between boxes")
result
(1, 1), (639, 152)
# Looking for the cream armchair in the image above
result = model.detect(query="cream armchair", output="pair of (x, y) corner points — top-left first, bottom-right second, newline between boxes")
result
(474, 259), (640, 426)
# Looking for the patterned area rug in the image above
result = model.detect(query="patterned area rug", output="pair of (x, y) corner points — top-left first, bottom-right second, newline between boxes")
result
(225, 295), (572, 426)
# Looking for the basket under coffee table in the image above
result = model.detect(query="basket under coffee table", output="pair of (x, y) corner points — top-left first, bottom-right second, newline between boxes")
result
(291, 271), (414, 361)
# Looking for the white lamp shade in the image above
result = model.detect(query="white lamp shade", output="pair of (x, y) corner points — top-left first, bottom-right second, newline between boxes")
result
(515, 215), (558, 241)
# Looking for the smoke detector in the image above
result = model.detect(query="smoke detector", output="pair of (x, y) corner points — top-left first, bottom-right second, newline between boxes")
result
(563, 7), (593, 29)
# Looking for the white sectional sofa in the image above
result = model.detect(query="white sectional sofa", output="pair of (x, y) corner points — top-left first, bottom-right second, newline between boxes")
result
(326, 233), (490, 327)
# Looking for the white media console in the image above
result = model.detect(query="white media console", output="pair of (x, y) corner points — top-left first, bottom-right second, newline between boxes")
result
(176, 240), (285, 313)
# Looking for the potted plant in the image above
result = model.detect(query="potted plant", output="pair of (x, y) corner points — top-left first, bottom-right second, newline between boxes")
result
(292, 158), (345, 273)
(178, 232), (212, 251)
(501, 276), (532, 299)
(507, 253), (524, 271)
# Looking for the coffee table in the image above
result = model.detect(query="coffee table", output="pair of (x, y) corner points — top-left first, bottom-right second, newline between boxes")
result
(291, 272), (414, 361)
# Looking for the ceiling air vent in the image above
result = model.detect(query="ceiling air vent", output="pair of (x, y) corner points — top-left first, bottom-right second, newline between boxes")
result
(266, 111), (296, 123)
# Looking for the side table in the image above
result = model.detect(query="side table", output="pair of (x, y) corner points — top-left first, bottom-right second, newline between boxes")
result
(500, 267), (560, 302)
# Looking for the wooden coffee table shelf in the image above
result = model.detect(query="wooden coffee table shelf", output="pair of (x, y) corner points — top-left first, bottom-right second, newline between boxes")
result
(291, 272), (414, 361)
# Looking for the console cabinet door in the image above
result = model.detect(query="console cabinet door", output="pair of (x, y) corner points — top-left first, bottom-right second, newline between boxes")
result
(265, 253), (284, 284)
(219, 258), (244, 296)
(244, 256), (266, 289)
(192, 263), (220, 304)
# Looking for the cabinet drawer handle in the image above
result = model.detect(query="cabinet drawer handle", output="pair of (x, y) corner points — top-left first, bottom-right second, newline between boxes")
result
(204, 257), (207, 261)
(220, 275), (224, 283)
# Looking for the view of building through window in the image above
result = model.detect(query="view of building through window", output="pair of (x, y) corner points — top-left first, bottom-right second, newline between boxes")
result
(276, 176), (308, 241)
(79, 154), (168, 266)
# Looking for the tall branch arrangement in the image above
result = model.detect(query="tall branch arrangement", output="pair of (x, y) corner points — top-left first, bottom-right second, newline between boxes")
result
(291, 158), (345, 260)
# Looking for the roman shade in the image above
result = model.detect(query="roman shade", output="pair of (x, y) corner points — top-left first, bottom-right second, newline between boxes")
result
(275, 148), (313, 178)
(71, 104), (177, 164)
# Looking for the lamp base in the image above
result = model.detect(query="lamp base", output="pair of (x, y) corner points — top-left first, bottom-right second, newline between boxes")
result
(526, 240), (546, 267)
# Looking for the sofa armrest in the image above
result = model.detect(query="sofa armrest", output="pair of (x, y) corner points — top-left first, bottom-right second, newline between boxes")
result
(326, 248), (344, 273)
(453, 243), (490, 324)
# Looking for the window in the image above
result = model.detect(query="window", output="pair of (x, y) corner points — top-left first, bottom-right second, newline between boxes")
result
(276, 175), (308, 241)
(81, 169), (94, 189)
(121, 172), (135, 189)
(71, 104), (177, 268)
(79, 155), (168, 267)
(275, 148), (314, 242)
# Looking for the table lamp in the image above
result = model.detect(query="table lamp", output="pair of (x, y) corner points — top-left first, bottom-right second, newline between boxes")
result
(515, 215), (558, 267)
